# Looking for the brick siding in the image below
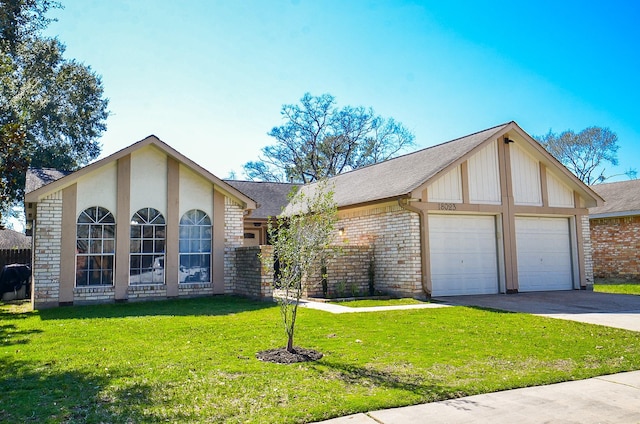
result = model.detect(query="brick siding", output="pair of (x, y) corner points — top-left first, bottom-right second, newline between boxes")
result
(33, 193), (63, 307)
(224, 197), (245, 293)
(334, 203), (423, 297)
(590, 215), (640, 281)
(303, 245), (374, 298)
(234, 245), (273, 299)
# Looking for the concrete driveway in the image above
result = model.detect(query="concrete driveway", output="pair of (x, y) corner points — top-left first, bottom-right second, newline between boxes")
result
(434, 290), (640, 332)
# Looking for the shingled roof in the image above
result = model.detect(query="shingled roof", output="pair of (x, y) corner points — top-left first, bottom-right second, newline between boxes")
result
(25, 168), (72, 194)
(285, 122), (511, 211)
(0, 228), (31, 249)
(225, 180), (299, 219)
(589, 179), (640, 217)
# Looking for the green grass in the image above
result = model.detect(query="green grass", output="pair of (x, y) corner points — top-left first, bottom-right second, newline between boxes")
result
(594, 282), (640, 295)
(330, 298), (427, 307)
(2, 296), (640, 423)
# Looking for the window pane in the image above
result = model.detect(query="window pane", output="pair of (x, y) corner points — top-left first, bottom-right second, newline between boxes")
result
(130, 239), (141, 253)
(130, 225), (141, 238)
(90, 240), (102, 254)
(202, 226), (212, 240)
(179, 226), (189, 238)
(200, 240), (211, 253)
(103, 225), (115, 239)
(77, 224), (89, 238)
(103, 239), (115, 253)
(179, 239), (189, 253)
(155, 240), (165, 253)
(77, 240), (89, 254)
(143, 225), (154, 238)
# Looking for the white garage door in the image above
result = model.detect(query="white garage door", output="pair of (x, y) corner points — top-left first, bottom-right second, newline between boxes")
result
(429, 215), (499, 296)
(515, 217), (573, 292)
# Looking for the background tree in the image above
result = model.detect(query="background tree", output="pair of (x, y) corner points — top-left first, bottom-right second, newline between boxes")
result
(260, 181), (337, 359)
(244, 93), (415, 183)
(0, 0), (109, 223)
(536, 126), (636, 185)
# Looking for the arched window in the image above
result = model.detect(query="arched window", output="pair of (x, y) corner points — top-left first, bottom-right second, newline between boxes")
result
(179, 209), (211, 283)
(130, 208), (165, 284)
(76, 207), (115, 286)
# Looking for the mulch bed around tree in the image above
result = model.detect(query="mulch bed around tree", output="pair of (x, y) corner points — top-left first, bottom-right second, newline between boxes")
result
(256, 346), (323, 364)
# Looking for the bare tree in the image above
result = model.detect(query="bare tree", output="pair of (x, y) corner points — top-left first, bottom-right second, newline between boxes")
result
(263, 181), (337, 354)
(537, 126), (636, 184)
(244, 93), (415, 183)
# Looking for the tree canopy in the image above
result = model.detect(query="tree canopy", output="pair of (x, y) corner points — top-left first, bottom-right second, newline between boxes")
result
(243, 93), (415, 183)
(536, 126), (635, 185)
(0, 0), (109, 222)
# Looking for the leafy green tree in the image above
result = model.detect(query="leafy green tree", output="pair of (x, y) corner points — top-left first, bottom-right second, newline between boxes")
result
(0, 0), (109, 222)
(536, 126), (636, 184)
(244, 93), (415, 183)
(263, 181), (337, 354)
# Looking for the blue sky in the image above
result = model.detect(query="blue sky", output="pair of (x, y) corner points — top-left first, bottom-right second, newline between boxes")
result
(45, 0), (640, 181)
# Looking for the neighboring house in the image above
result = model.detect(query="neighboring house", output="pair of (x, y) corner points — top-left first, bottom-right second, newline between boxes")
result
(288, 121), (603, 297)
(25, 135), (256, 308)
(589, 180), (640, 282)
(225, 180), (299, 246)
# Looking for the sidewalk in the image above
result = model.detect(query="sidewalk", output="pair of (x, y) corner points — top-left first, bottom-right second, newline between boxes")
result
(315, 370), (640, 424)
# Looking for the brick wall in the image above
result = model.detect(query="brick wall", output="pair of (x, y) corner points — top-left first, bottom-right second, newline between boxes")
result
(73, 286), (115, 304)
(581, 215), (594, 286)
(334, 203), (423, 297)
(33, 193), (63, 308)
(224, 198), (245, 293)
(303, 245), (373, 298)
(234, 245), (273, 299)
(178, 282), (215, 297)
(590, 215), (640, 281)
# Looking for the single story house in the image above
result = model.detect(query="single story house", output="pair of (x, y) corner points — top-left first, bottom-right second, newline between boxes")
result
(25, 121), (603, 308)
(289, 121), (602, 297)
(25, 135), (256, 308)
(589, 180), (640, 282)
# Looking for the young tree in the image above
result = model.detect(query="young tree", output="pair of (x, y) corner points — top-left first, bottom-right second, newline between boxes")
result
(244, 93), (415, 183)
(536, 126), (636, 184)
(0, 0), (109, 223)
(263, 181), (337, 356)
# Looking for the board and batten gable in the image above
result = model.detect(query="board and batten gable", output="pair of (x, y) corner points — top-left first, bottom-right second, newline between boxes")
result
(510, 142), (543, 206)
(26, 135), (256, 308)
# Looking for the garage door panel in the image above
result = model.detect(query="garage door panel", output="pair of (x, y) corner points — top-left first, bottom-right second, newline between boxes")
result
(516, 217), (573, 292)
(429, 215), (499, 296)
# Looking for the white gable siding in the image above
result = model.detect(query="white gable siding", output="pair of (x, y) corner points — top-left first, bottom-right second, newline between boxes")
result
(468, 141), (501, 204)
(510, 144), (542, 206)
(76, 161), (118, 214)
(547, 170), (574, 207)
(179, 164), (214, 218)
(130, 147), (168, 216)
(427, 166), (462, 203)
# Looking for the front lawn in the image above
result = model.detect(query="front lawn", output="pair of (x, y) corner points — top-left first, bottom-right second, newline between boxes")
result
(594, 281), (640, 295)
(2, 296), (639, 423)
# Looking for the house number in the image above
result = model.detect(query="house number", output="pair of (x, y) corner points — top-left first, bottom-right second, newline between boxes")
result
(438, 203), (457, 211)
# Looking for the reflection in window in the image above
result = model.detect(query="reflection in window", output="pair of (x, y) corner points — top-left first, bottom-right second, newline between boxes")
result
(76, 207), (115, 286)
(129, 208), (165, 284)
(179, 209), (211, 283)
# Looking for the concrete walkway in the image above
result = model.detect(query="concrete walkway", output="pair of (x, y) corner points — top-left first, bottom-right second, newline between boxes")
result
(316, 371), (640, 424)
(298, 298), (450, 314)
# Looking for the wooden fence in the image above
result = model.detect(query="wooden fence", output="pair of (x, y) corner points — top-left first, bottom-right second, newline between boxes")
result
(0, 249), (31, 270)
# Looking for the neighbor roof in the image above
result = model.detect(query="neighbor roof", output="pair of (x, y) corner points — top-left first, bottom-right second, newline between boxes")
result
(225, 180), (299, 219)
(285, 121), (602, 213)
(25, 168), (72, 194)
(0, 228), (31, 249)
(24, 135), (256, 210)
(589, 180), (640, 218)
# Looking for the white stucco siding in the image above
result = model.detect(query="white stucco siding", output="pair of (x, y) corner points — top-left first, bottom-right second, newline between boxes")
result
(76, 161), (118, 215)
(129, 147), (168, 217)
(510, 143), (542, 206)
(468, 141), (501, 205)
(547, 170), (574, 207)
(427, 166), (462, 203)
(179, 164), (213, 218)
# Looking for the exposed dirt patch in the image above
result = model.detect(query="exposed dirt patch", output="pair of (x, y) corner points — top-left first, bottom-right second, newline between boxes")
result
(256, 347), (323, 364)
